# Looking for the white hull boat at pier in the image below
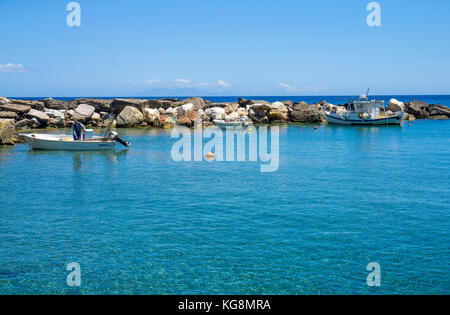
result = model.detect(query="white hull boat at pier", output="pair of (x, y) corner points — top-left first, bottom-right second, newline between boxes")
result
(21, 131), (130, 151)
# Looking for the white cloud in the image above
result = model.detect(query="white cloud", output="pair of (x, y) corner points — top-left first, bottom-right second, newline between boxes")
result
(217, 80), (231, 88)
(174, 78), (192, 84)
(145, 79), (162, 85)
(278, 83), (295, 91)
(196, 82), (209, 87)
(0, 63), (28, 73)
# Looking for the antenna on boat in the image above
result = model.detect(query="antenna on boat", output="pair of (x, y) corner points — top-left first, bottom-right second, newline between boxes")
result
(365, 87), (370, 98)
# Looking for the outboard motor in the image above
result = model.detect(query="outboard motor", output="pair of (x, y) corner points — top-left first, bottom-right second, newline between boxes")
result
(108, 131), (131, 147)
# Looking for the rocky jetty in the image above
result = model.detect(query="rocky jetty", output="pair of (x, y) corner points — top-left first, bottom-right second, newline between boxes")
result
(0, 96), (449, 144)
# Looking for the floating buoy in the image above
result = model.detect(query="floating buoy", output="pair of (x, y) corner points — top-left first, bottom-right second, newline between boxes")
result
(205, 152), (216, 161)
(314, 126), (318, 130)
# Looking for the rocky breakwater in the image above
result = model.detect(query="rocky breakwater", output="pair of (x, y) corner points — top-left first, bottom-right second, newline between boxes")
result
(1, 95), (449, 145)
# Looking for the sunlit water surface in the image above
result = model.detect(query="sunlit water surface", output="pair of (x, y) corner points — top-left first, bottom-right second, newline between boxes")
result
(0, 121), (449, 294)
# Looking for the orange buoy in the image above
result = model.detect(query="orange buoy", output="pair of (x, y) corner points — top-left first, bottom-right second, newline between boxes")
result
(314, 126), (318, 130)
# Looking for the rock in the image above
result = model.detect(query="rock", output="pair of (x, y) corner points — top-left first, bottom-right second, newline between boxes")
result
(408, 114), (416, 121)
(73, 104), (95, 122)
(281, 100), (294, 108)
(205, 107), (226, 120)
(27, 109), (50, 124)
(166, 106), (177, 116)
(402, 113), (409, 121)
(43, 98), (77, 110)
(146, 99), (178, 110)
(172, 97), (206, 111)
(74, 98), (112, 112)
(177, 111), (199, 127)
(0, 97), (10, 105)
(250, 101), (272, 110)
(1, 103), (31, 114)
(224, 103), (239, 114)
(116, 106), (144, 127)
(238, 98), (254, 107)
(405, 101), (430, 119)
(15, 119), (31, 129)
(176, 103), (193, 117)
(111, 99), (149, 115)
(430, 106), (450, 118)
(268, 109), (288, 122)
(30, 118), (42, 128)
(248, 107), (270, 123)
(225, 112), (240, 121)
(0, 111), (18, 119)
(430, 115), (449, 120)
(237, 107), (248, 116)
(143, 108), (160, 125)
(159, 115), (177, 128)
(9, 99), (45, 110)
(91, 112), (101, 123)
(290, 103), (322, 123)
(158, 107), (166, 115)
(0, 119), (16, 144)
(271, 102), (288, 113)
(387, 99), (405, 112)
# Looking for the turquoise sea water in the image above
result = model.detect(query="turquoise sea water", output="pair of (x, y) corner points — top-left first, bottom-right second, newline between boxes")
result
(0, 121), (449, 295)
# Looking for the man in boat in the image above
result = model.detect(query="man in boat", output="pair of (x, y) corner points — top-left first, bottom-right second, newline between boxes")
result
(72, 120), (87, 141)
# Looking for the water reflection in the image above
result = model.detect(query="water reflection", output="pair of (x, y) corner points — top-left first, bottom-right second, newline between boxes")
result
(28, 149), (130, 171)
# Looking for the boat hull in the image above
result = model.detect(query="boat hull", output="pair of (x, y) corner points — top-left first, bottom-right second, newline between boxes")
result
(213, 120), (250, 129)
(22, 134), (116, 151)
(324, 113), (403, 125)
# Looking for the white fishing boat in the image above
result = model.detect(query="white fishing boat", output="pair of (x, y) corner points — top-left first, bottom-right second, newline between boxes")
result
(21, 131), (130, 151)
(324, 90), (404, 126)
(213, 119), (250, 129)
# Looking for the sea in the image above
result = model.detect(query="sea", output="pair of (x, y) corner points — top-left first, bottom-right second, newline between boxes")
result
(0, 95), (449, 295)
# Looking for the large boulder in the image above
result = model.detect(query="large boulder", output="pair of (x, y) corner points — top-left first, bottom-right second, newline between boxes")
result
(0, 119), (16, 144)
(111, 99), (149, 115)
(172, 97), (206, 111)
(248, 107), (270, 123)
(0, 97), (9, 105)
(1, 103), (31, 114)
(271, 102), (288, 114)
(159, 115), (177, 128)
(43, 98), (77, 110)
(116, 106), (144, 127)
(224, 103), (239, 114)
(9, 99), (45, 110)
(177, 111), (199, 127)
(268, 109), (288, 122)
(176, 103), (194, 117)
(73, 104), (95, 122)
(146, 99), (178, 110)
(250, 101), (272, 111)
(225, 112), (240, 121)
(405, 101), (430, 119)
(205, 107), (226, 120)
(142, 108), (160, 125)
(74, 98), (112, 112)
(387, 99), (405, 112)
(27, 109), (50, 125)
(290, 103), (322, 123)
(0, 111), (18, 119)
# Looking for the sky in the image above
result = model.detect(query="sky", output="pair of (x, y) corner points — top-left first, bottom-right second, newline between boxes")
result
(0, 0), (449, 97)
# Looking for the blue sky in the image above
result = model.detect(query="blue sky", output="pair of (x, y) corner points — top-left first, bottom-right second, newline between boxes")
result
(0, 0), (449, 97)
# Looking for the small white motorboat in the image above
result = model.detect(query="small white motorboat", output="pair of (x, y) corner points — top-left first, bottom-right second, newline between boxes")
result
(213, 119), (250, 129)
(21, 131), (130, 151)
(324, 92), (404, 126)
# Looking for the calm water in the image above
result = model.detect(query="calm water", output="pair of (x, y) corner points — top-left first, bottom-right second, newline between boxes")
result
(0, 121), (449, 294)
